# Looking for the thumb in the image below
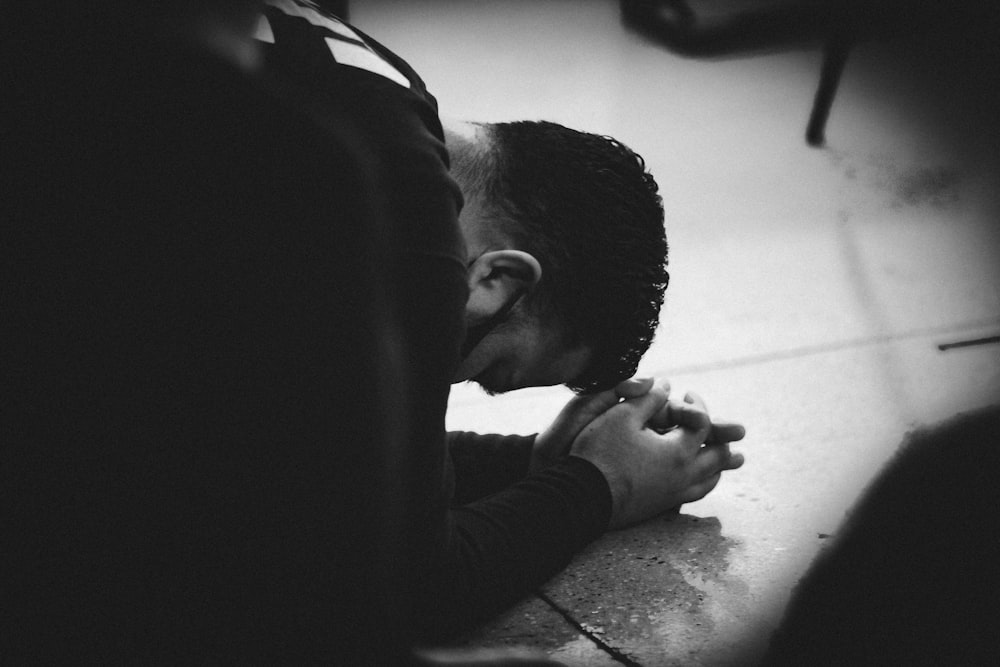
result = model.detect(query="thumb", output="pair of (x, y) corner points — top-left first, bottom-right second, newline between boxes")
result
(666, 400), (711, 437)
(556, 386), (621, 427)
(552, 378), (657, 438)
(615, 376), (659, 400)
(621, 384), (671, 426)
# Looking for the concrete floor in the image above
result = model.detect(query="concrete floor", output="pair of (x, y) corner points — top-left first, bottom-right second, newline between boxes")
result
(353, 1), (1000, 664)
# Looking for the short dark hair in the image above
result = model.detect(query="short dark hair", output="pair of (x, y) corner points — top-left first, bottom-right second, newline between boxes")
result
(478, 120), (668, 393)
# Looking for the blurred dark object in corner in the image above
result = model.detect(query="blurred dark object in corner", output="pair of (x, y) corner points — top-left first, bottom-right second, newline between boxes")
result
(761, 404), (1000, 666)
(621, 0), (1000, 147)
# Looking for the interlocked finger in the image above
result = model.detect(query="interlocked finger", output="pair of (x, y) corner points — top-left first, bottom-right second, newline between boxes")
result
(724, 450), (745, 470)
(705, 420), (746, 445)
(681, 471), (722, 504)
(693, 441), (733, 477)
(654, 400), (710, 450)
(621, 385), (671, 428)
(685, 391), (707, 413)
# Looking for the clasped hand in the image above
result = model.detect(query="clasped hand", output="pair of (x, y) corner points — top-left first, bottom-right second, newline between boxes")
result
(532, 378), (745, 529)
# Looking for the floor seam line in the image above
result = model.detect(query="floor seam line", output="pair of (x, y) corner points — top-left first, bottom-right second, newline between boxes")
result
(657, 317), (1000, 375)
(535, 590), (642, 667)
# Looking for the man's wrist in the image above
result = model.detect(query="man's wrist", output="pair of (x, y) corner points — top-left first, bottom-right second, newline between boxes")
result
(529, 432), (559, 472)
(567, 454), (622, 529)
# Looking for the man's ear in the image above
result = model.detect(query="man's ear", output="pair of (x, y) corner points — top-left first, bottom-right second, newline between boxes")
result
(466, 250), (541, 323)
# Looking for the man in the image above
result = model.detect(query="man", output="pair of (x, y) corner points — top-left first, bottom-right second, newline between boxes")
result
(2, 1), (743, 662)
(254, 0), (746, 640)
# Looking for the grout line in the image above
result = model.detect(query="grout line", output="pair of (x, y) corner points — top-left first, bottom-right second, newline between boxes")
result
(657, 317), (1000, 376)
(535, 591), (642, 667)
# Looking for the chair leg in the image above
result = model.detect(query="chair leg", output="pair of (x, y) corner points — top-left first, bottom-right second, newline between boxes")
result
(325, 0), (350, 21)
(806, 35), (851, 147)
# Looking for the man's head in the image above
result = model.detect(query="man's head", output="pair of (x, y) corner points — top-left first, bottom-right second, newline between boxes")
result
(444, 119), (669, 395)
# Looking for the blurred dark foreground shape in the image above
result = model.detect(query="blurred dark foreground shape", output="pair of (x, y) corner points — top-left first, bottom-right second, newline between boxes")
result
(761, 403), (1000, 666)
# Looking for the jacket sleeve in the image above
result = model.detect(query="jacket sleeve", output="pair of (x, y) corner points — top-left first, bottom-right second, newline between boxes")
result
(426, 457), (613, 638)
(446, 431), (535, 505)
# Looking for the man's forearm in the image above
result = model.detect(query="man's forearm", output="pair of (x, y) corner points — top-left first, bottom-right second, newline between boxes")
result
(446, 431), (536, 505)
(415, 455), (612, 639)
